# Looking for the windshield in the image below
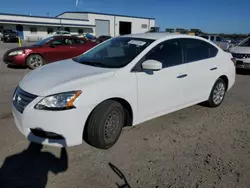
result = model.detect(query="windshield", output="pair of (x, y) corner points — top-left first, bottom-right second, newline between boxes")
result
(73, 37), (154, 68)
(34, 36), (54, 46)
(239, 38), (250, 47)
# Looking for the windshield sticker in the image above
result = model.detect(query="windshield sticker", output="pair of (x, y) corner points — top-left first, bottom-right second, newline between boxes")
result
(128, 40), (146, 46)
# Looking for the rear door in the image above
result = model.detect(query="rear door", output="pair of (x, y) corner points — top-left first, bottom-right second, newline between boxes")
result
(180, 38), (220, 103)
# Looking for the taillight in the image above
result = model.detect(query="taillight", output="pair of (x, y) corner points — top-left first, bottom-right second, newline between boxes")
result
(231, 57), (236, 66)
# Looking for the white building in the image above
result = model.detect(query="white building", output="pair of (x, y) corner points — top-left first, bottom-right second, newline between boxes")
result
(0, 11), (155, 41)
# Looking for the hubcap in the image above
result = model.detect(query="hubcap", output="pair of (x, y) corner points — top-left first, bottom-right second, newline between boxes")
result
(29, 55), (43, 68)
(104, 109), (122, 142)
(213, 82), (225, 105)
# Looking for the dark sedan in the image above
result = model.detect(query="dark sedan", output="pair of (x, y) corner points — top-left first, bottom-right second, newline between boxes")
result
(2, 29), (19, 43)
(3, 35), (97, 69)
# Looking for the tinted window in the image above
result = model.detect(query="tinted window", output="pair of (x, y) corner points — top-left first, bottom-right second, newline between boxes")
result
(51, 38), (73, 45)
(182, 38), (218, 63)
(144, 39), (182, 68)
(210, 36), (214, 41)
(73, 38), (84, 44)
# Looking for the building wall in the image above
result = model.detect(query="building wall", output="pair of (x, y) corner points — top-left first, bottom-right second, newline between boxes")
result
(87, 14), (115, 36)
(114, 16), (155, 36)
(87, 13), (155, 37)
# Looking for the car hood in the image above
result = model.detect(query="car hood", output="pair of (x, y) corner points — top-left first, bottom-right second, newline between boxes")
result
(19, 59), (118, 96)
(229, 46), (250, 54)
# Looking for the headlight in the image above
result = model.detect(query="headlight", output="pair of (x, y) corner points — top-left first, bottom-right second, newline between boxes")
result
(9, 50), (23, 56)
(34, 90), (82, 111)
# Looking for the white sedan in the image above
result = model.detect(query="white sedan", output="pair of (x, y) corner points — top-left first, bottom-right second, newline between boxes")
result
(12, 33), (236, 149)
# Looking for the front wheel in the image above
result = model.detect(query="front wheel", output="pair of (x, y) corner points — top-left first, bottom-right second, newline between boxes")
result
(84, 100), (125, 149)
(206, 78), (226, 107)
(26, 54), (45, 70)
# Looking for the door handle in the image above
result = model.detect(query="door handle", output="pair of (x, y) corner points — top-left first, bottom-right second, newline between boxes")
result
(210, 67), (217, 71)
(70, 46), (76, 48)
(177, 74), (187, 78)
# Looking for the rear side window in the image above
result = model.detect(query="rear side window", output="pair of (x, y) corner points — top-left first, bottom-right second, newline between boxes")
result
(73, 38), (85, 44)
(181, 38), (218, 63)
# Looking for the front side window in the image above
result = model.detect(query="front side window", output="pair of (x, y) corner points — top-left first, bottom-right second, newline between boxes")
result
(143, 39), (183, 68)
(73, 37), (154, 68)
(51, 38), (73, 45)
(73, 38), (84, 44)
(182, 38), (218, 63)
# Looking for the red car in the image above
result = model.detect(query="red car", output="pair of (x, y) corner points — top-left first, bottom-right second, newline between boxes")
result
(3, 36), (97, 69)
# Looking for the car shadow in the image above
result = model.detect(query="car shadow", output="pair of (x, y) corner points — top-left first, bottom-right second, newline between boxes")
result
(7, 65), (27, 69)
(236, 69), (250, 75)
(0, 132), (68, 188)
(109, 162), (132, 188)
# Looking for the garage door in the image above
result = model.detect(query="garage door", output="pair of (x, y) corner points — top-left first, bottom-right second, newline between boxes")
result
(95, 20), (110, 37)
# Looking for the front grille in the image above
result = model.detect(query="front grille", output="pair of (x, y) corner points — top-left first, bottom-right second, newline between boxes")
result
(12, 87), (37, 113)
(232, 53), (250, 59)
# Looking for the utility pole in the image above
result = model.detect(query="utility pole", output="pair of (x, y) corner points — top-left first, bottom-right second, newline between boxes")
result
(76, 0), (79, 11)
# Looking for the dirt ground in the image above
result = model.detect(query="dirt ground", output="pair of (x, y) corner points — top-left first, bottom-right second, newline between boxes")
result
(0, 41), (250, 188)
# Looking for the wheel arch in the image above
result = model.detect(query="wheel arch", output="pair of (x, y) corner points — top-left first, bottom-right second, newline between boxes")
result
(82, 97), (134, 140)
(25, 53), (46, 65)
(219, 75), (229, 91)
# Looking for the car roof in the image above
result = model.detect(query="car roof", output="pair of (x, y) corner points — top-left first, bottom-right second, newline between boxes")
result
(119, 32), (221, 49)
(120, 32), (197, 40)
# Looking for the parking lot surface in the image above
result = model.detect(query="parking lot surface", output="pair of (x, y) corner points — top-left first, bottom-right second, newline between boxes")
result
(0, 42), (250, 188)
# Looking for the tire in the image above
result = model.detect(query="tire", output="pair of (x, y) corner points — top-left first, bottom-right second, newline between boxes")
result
(85, 100), (125, 149)
(26, 54), (45, 70)
(207, 78), (226, 107)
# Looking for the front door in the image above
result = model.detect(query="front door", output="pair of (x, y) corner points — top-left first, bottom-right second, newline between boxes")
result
(44, 37), (74, 63)
(135, 39), (189, 120)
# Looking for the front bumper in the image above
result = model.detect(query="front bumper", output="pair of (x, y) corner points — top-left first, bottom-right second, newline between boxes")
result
(12, 94), (93, 147)
(235, 60), (250, 69)
(3, 37), (18, 42)
(3, 53), (27, 66)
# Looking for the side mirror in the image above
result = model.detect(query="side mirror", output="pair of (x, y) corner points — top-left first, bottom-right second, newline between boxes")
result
(142, 59), (162, 71)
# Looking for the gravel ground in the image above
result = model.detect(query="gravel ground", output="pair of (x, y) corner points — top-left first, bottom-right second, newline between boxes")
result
(0, 42), (250, 188)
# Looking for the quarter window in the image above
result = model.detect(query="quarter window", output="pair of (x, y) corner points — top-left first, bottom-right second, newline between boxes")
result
(144, 39), (183, 68)
(73, 38), (84, 44)
(181, 38), (218, 63)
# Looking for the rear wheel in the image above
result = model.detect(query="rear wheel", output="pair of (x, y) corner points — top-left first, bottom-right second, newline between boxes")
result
(26, 54), (45, 70)
(207, 78), (226, 107)
(84, 100), (125, 149)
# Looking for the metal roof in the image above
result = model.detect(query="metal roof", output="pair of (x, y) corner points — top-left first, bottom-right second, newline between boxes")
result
(56, 11), (155, 20)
